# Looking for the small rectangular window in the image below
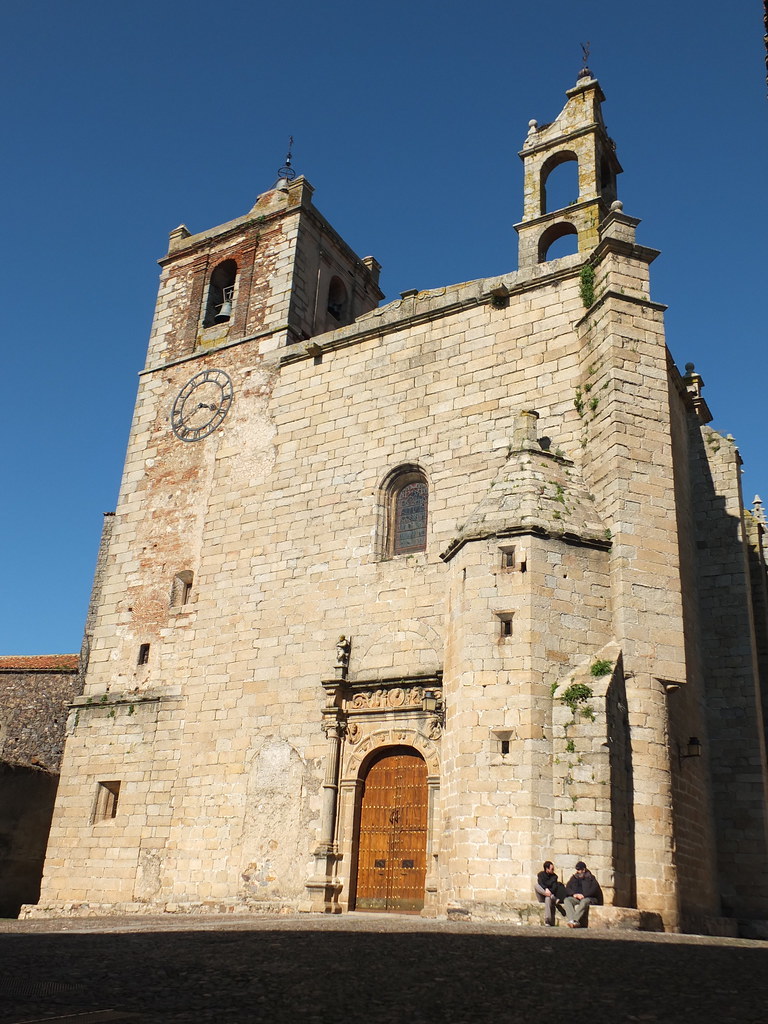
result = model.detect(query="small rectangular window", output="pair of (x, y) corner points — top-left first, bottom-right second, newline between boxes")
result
(497, 613), (514, 638)
(493, 731), (512, 756)
(137, 643), (150, 666)
(93, 780), (121, 822)
(500, 546), (516, 570)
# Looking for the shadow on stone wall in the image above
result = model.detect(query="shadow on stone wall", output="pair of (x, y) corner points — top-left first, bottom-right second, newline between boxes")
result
(0, 765), (59, 917)
(607, 659), (636, 908)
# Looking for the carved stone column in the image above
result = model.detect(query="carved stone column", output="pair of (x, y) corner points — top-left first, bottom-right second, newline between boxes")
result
(303, 679), (346, 913)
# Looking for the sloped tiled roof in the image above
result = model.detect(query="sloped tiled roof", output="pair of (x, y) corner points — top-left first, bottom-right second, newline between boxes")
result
(0, 654), (79, 672)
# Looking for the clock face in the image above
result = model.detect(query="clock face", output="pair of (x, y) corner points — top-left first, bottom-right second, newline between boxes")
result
(171, 369), (233, 442)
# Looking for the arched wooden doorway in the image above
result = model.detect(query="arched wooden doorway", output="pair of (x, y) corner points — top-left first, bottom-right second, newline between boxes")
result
(353, 746), (428, 913)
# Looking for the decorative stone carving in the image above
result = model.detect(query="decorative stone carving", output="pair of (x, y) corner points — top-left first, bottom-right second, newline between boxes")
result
(426, 719), (443, 740)
(345, 684), (442, 714)
(334, 636), (351, 679)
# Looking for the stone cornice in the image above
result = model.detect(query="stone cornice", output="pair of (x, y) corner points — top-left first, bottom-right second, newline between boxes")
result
(575, 288), (667, 330)
(440, 523), (612, 564)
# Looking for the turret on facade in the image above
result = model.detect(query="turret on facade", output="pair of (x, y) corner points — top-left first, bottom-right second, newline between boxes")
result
(515, 69), (621, 267)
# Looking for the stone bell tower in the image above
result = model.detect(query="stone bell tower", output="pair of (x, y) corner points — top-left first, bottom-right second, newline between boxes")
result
(514, 66), (622, 268)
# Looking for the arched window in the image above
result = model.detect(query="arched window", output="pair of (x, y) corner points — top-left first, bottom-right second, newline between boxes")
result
(380, 466), (428, 557)
(327, 276), (348, 325)
(540, 151), (579, 215)
(538, 222), (579, 263)
(203, 259), (237, 327)
(170, 570), (194, 608)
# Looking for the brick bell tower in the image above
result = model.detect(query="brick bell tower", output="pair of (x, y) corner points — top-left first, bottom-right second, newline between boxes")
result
(152, 152), (383, 368)
(32, 156), (383, 913)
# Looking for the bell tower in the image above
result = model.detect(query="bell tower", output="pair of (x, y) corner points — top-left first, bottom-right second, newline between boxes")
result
(514, 67), (622, 268)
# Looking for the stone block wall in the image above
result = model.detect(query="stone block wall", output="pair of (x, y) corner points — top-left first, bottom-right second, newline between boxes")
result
(691, 425), (768, 919)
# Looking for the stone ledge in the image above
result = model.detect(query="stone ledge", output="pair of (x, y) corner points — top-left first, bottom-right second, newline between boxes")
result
(588, 906), (664, 932)
(446, 901), (664, 931)
(20, 899), (300, 919)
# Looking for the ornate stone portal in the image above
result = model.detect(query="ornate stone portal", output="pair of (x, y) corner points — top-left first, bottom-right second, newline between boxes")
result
(304, 672), (443, 914)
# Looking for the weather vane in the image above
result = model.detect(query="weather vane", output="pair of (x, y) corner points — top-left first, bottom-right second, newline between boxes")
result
(277, 136), (297, 182)
(581, 41), (591, 67)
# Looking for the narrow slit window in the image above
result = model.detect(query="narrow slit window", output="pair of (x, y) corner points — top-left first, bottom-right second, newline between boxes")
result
(170, 570), (194, 608)
(137, 643), (150, 666)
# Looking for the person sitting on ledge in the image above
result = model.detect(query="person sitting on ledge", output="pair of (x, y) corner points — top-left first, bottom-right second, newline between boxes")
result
(563, 860), (603, 928)
(534, 860), (567, 926)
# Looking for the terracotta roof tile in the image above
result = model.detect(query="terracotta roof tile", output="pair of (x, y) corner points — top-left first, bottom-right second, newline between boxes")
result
(0, 654), (79, 671)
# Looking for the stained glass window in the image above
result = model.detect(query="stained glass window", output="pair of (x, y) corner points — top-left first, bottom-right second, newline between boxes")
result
(394, 480), (428, 554)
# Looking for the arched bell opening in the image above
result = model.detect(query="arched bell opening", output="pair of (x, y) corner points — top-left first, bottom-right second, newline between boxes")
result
(540, 151), (579, 215)
(326, 275), (349, 325)
(350, 745), (428, 913)
(203, 259), (237, 327)
(538, 221), (579, 263)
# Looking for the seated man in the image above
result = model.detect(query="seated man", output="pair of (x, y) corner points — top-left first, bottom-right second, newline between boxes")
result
(534, 860), (566, 926)
(563, 860), (603, 928)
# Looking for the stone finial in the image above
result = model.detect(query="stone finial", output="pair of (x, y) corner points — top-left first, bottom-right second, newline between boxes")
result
(361, 256), (382, 287)
(527, 119), (538, 137)
(683, 362), (705, 403)
(752, 495), (765, 525)
(610, 200), (623, 213)
(168, 224), (191, 251)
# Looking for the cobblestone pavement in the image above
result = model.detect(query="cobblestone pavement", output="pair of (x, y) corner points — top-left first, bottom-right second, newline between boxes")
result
(0, 913), (766, 1024)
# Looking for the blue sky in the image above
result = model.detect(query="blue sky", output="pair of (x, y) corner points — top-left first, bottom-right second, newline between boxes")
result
(2, 1), (766, 654)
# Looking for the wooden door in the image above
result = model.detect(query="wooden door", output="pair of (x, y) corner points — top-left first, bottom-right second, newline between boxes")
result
(354, 747), (428, 913)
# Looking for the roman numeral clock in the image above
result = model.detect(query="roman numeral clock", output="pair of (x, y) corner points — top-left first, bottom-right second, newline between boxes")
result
(170, 369), (233, 442)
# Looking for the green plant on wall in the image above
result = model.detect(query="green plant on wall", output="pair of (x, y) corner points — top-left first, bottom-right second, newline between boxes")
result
(590, 659), (612, 677)
(579, 264), (595, 307)
(560, 682), (595, 719)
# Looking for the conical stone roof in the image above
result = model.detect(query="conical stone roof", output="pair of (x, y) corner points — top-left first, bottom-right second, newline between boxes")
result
(441, 417), (609, 562)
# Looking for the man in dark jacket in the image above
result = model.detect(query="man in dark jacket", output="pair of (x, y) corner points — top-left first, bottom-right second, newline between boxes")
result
(534, 861), (567, 926)
(563, 861), (603, 928)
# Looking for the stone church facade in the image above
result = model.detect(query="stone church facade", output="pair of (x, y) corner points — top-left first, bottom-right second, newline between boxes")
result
(29, 72), (768, 933)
